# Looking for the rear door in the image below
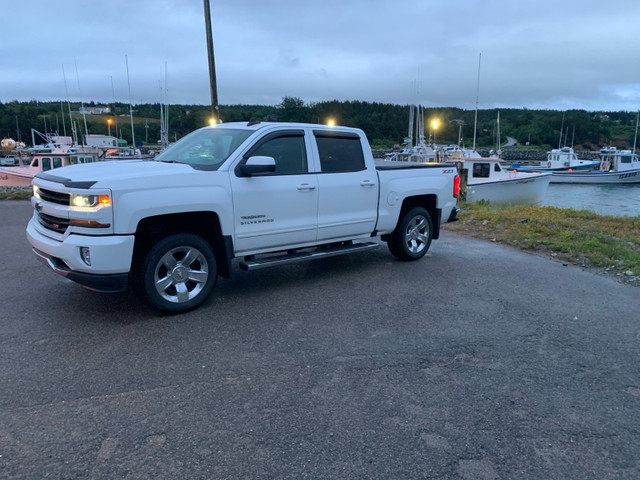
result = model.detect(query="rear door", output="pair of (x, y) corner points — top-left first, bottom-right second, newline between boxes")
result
(313, 131), (378, 242)
(230, 129), (318, 254)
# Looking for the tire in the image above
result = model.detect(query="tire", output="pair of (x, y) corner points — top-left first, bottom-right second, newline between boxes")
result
(138, 233), (217, 313)
(387, 207), (433, 261)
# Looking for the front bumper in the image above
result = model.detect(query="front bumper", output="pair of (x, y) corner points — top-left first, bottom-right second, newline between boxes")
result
(27, 217), (135, 293)
(32, 248), (129, 292)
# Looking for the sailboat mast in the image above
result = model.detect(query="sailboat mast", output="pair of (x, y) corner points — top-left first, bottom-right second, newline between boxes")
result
(110, 76), (118, 140)
(473, 53), (481, 151)
(408, 105), (414, 146)
(74, 58), (89, 144)
(125, 54), (136, 149)
(62, 64), (78, 145)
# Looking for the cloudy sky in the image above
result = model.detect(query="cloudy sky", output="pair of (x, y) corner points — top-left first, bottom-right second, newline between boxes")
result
(2, 0), (639, 111)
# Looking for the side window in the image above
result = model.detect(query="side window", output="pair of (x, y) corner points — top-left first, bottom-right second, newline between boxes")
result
(494, 163), (501, 172)
(52, 158), (62, 169)
(42, 158), (51, 171)
(472, 163), (490, 178)
(250, 135), (307, 175)
(316, 136), (365, 173)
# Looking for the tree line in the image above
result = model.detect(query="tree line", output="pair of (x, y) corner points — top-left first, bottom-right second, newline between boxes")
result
(1, 97), (638, 151)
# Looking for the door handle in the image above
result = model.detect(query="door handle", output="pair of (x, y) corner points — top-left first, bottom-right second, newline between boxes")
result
(297, 183), (316, 190)
(360, 180), (376, 187)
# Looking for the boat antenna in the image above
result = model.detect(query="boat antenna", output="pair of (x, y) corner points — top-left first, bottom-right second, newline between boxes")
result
(163, 61), (169, 148)
(60, 101), (66, 137)
(558, 113), (565, 149)
(571, 126), (575, 148)
(62, 64), (78, 145)
(633, 110), (639, 155)
(473, 53), (481, 151)
(496, 111), (501, 157)
(125, 54), (136, 149)
(74, 57), (89, 145)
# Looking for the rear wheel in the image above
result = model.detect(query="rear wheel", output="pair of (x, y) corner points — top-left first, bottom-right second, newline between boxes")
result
(138, 233), (217, 313)
(387, 207), (433, 261)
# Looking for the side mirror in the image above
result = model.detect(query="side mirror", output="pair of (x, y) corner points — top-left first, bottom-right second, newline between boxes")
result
(240, 155), (276, 176)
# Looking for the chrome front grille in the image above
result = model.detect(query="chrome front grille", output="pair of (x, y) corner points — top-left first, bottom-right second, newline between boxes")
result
(37, 212), (70, 233)
(39, 188), (70, 206)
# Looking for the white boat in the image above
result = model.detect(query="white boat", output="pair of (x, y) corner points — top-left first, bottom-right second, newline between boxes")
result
(513, 146), (600, 172)
(0, 146), (100, 187)
(445, 110), (551, 206)
(550, 147), (640, 184)
(447, 150), (551, 205)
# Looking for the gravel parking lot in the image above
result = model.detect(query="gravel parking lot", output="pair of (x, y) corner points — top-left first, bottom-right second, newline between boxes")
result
(1, 200), (639, 479)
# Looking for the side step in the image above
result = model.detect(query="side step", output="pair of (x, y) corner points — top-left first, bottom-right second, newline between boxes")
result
(239, 241), (379, 271)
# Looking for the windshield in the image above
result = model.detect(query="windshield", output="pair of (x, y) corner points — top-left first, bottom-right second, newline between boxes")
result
(155, 127), (252, 170)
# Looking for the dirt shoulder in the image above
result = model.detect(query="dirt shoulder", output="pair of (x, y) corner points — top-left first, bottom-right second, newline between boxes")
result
(442, 219), (640, 288)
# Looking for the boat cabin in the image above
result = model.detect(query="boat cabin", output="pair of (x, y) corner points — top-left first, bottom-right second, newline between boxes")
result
(599, 147), (640, 172)
(29, 153), (98, 172)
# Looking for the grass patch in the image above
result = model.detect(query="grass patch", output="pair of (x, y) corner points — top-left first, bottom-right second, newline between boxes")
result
(0, 189), (32, 200)
(443, 202), (640, 280)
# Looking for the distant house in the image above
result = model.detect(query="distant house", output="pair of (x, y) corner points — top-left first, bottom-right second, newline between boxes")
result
(78, 106), (111, 115)
(84, 134), (118, 147)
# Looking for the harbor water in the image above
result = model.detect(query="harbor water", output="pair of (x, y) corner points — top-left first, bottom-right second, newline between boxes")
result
(542, 183), (640, 217)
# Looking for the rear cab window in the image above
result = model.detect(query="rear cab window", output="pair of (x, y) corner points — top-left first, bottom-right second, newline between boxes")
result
(313, 131), (366, 173)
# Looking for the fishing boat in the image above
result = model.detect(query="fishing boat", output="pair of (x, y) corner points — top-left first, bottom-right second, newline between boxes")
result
(550, 147), (640, 184)
(0, 146), (99, 187)
(512, 146), (600, 172)
(448, 151), (551, 205)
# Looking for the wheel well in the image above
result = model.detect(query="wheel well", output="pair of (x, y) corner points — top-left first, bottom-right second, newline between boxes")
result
(132, 211), (232, 278)
(393, 195), (441, 239)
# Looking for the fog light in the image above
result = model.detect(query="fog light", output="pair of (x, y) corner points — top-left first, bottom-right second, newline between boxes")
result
(80, 247), (91, 266)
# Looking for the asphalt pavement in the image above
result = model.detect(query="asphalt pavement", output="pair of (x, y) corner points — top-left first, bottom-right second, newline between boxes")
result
(1, 200), (639, 479)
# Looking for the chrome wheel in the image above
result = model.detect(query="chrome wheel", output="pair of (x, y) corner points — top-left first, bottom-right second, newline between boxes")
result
(154, 246), (210, 304)
(404, 214), (429, 254)
(387, 207), (432, 261)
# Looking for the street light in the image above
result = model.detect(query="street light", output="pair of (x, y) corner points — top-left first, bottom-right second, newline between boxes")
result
(107, 118), (112, 136)
(431, 119), (439, 145)
(450, 119), (465, 146)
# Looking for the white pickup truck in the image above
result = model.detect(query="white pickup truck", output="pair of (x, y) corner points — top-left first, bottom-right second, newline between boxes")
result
(27, 121), (459, 313)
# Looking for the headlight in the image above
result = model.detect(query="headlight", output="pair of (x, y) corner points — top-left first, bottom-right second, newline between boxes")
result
(33, 185), (41, 199)
(70, 193), (111, 210)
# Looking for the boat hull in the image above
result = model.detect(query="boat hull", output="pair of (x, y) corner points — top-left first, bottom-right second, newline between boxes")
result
(0, 167), (34, 187)
(550, 168), (640, 184)
(466, 173), (551, 205)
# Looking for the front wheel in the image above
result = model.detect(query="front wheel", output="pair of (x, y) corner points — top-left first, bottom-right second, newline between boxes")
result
(138, 233), (217, 313)
(387, 207), (433, 261)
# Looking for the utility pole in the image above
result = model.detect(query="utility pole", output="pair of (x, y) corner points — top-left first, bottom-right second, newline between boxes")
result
(204, 0), (219, 123)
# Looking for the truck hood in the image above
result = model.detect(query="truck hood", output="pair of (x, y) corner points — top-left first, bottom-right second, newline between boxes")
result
(36, 160), (222, 190)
